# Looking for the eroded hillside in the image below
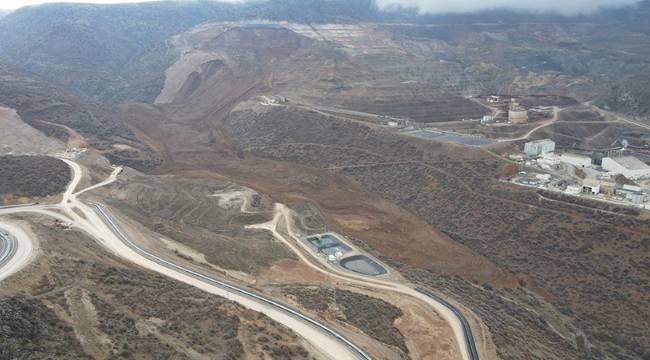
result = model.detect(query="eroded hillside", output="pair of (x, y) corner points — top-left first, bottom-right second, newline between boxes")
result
(2, 3), (650, 360)
(115, 21), (650, 360)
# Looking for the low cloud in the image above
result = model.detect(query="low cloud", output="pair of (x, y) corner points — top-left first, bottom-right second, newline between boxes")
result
(375, 0), (642, 15)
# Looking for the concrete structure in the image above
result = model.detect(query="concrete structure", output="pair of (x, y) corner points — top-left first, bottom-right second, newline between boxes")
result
(628, 192), (645, 205)
(622, 184), (642, 192)
(599, 179), (617, 196)
(565, 185), (582, 195)
(602, 156), (650, 179)
(508, 100), (528, 124)
(616, 184), (646, 205)
(509, 154), (525, 161)
(561, 153), (592, 168)
(538, 152), (561, 170)
(481, 115), (494, 124)
(524, 139), (555, 157)
(487, 96), (501, 103)
(582, 179), (601, 194)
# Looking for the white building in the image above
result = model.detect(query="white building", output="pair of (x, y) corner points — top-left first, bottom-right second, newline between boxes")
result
(602, 156), (650, 179)
(561, 153), (592, 168)
(622, 184), (642, 192)
(481, 115), (494, 124)
(581, 179), (600, 194)
(628, 192), (646, 205)
(538, 152), (561, 170)
(524, 139), (555, 157)
(616, 184), (646, 205)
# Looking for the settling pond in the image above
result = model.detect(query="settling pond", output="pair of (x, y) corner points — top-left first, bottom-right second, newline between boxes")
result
(339, 255), (387, 276)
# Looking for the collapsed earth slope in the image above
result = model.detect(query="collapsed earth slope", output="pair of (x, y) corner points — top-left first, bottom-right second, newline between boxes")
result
(1, 2), (650, 360)
(120, 21), (650, 360)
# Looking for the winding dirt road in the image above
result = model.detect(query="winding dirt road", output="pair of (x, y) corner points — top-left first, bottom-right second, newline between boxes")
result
(249, 204), (474, 360)
(0, 221), (35, 282)
(0, 156), (480, 360)
(0, 157), (368, 360)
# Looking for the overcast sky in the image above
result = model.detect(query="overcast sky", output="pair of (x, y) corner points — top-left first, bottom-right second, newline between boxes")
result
(0, 0), (643, 14)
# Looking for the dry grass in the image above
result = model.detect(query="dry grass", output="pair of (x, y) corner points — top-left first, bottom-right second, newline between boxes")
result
(0, 221), (311, 360)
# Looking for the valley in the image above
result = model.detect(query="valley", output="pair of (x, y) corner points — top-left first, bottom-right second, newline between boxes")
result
(1, 1), (650, 360)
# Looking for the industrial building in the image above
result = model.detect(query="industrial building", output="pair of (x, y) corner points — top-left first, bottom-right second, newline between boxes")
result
(481, 115), (494, 124)
(524, 139), (555, 157)
(599, 179), (617, 195)
(581, 179), (600, 194)
(617, 184), (646, 205)
(602, 156), (650, 179)
(537, 152), (561, 169)
(487, 95), (501, 103)
(561, 153), (592, 168)
(508, 99), (528, 124)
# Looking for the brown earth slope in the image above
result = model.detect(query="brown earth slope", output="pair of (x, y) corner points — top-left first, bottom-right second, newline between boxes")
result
(113, 22), (650, 360)
(3, 16), (649, 360)
(0, 63), (160, 171)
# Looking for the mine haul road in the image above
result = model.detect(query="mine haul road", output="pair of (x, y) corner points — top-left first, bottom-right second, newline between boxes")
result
(0, 157), (371, 360)
(249, 205), (478, 360)
(0, 221), (35, 282)
(0, 230), (16, 274)
(0, 156), (481, 360)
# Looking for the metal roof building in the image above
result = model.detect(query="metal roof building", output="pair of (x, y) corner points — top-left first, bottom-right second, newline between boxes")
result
(602, 156), (650, 179)
(524, 139), (555, 157)
(561, 153), (592, 168)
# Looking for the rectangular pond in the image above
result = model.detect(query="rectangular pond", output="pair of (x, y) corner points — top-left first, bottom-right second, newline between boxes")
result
(306, 234), (352, 254)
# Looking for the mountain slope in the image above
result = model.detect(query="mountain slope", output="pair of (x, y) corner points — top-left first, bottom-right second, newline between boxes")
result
(0, 0), (385, 103)
(0, 2), (238, 103)
(0, 62), (159, 170)
(114, 20), (650, 360)
(1, 0), (649, 104)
